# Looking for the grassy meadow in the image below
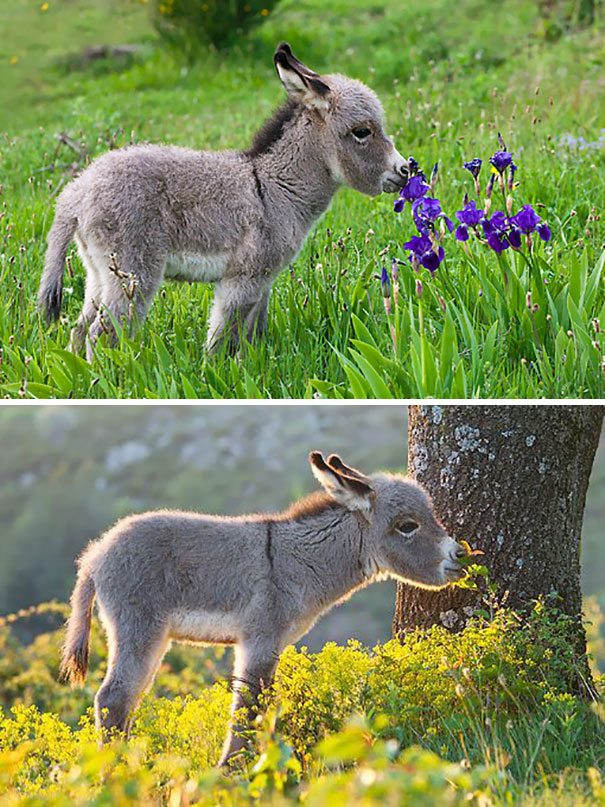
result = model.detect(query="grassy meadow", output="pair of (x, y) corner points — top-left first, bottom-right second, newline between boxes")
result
(0, 0), (603, 398)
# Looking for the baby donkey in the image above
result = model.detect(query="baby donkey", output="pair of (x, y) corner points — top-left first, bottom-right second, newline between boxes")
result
(61, 451), (465, 765)
(39, 43), (410, 360)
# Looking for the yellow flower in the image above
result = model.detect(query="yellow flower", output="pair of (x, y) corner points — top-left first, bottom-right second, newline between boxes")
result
(202, 3), (208, 9)
(261, 7), (269, 14)
(40, 2), (48, 9)
(10, 56), (18, 65)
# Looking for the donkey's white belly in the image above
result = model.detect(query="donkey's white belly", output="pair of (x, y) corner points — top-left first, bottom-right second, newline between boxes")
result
(170, 608), (240, 645)
(164, 252), (229, 283)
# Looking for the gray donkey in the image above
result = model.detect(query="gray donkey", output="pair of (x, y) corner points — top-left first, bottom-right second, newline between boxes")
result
(38, 43), (410, 360)
(61, 451), (465, 766)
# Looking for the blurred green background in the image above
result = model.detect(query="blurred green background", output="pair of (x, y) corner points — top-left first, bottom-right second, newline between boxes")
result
(0, 404), (602, 653)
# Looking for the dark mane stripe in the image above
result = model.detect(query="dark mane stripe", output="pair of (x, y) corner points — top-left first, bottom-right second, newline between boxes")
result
(244, 98), (300, 159)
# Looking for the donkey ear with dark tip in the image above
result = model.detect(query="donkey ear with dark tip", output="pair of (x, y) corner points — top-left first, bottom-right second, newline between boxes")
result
(309, 451), (374, 514)
(326, 454), (368, 482)
(274, 42), (331, 115)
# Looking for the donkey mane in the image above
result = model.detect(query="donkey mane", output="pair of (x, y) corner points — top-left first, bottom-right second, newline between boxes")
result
(244, 98), (301, 159)
(276, 490), (340, 521)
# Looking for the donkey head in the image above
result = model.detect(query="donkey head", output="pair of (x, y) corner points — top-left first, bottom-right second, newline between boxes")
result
(274, 43), (410, 196)
(309, 451), (465, 589)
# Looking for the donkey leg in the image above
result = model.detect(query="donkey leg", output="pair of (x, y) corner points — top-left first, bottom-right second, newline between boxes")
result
(218, 641), (279, 766)
(244, 289), (271, 343)
(95, 623), (168, 739)
(69, 233), (103, 353)
(206, 279), (265, 356)
(85, 250), (163, 362)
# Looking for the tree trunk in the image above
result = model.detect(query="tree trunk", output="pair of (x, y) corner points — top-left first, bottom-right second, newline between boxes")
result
(393, 405), (603, 693)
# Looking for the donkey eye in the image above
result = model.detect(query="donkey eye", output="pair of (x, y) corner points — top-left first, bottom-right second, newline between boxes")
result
(397, 521), (419, 536)
(352, 126), (372, 140)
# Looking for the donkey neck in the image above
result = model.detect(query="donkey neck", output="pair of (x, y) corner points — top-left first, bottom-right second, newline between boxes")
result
(278, 508), (379, 613)
(250, 129), (340, 233)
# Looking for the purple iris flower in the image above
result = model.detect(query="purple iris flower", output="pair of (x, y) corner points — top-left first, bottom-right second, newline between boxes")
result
(509, 204), (541, 234)
(537, 222), (551, 242)
(455, 200), (485, 228)
(401, 176), (430, 202)
(455, 224), (469, 242)
(407, 156), (427, 181)
(481, 210), (508, 236)
(463, 158), (482, 178)
(403, 233), (445, 273)
(412, 196), (454, 234)
(508, 227), (522, 249)
(489, 149), (517, 174)
(381, 265), (391, 297)
(486, 232), (510, 254)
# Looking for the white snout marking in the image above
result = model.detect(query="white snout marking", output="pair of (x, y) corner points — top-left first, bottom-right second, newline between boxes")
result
(170, 609), (241, 645)
(164, 252), (229, 283)
(381, 146), (409, 192)
(440, 536), (463, 582)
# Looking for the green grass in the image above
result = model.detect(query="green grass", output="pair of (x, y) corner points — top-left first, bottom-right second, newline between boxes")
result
(0, 0), (603, 398)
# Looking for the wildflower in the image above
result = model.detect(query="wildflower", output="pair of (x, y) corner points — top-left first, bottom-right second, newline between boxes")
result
(536, 222), (551, 242)
(394, 176), (429, 212)
(484, 173), (495, 215)
(486, 232), (510, 253)
(455, 199), (485, 228)
(482, 212), (510, 253)
(380, 265), (391, 298)
(407, 156), (426, 180)
(455, 224), (470, 242)
(489, 151), (515, 174)
(412, 196), (454, 234)
(481, 210), (508, 237)
(508, 227), (522, 249)
(416, 278), (423, 298)
(509, 204), (541, 234)
(463, 158), (482, 179)
(404, 233), (445, 273)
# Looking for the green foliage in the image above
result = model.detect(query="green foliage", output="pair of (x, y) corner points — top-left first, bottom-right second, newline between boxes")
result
(151, 0), (281, 56)
(0, 601), (604, 806)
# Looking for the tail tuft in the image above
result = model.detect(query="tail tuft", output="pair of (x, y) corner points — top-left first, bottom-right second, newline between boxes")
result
(60, 570), (95, 687)
(38, 210), (77, 325)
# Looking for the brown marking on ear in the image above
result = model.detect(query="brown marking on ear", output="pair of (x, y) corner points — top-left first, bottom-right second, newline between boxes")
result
(274, 42), (330, 97)
(326, 454), (368, 482)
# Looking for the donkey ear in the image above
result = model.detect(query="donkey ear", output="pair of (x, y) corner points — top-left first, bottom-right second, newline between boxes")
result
(274, 42), (331, 115)
(326, 454), (368, 482)
(309, 451), (374, 513)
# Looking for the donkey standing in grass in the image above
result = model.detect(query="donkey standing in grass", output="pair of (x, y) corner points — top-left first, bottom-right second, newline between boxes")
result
(61, 451), (466, 766)
(38, 43), (410, 360)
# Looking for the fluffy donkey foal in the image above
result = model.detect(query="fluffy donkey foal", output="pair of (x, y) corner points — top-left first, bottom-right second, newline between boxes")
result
(38, 43), (410, 360)
(60, 452), (465, 765)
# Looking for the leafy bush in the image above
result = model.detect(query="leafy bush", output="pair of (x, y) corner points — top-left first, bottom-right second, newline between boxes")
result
(0, 600), (603, 806)
(151, 0), (281, 57)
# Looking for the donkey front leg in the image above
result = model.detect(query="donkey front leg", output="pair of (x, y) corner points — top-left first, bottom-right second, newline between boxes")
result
(219, 640), (279, 767)
(206, 278), (269, 356)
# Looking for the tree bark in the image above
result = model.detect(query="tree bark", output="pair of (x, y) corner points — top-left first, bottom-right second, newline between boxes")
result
(393, 405), (603, 692)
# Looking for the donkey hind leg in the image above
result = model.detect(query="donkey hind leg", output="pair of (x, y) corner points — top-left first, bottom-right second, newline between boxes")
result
(85, 248), (163, 363)
(95, 624), (168, 739)
(245, 289), (271, 343)
(218, 640), (279, 767)
(69, 233), (104, 353)
(206, 279), (267, 356)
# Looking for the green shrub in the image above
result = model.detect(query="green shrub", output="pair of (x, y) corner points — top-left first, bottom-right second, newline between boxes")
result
(151, 0), (281, 57)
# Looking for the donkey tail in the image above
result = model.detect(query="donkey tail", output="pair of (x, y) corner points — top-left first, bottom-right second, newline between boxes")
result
(60, 568), (95, 687)
(38, 207), (78, 325)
